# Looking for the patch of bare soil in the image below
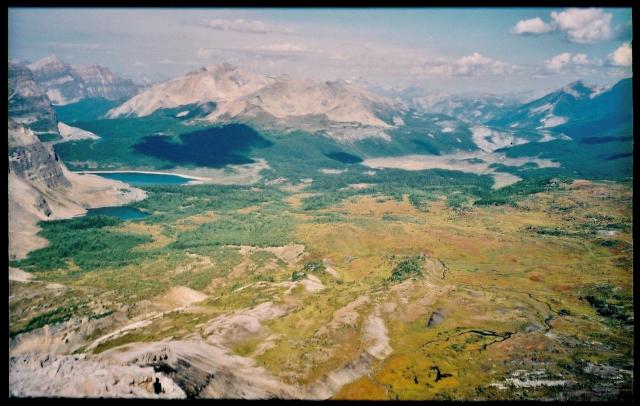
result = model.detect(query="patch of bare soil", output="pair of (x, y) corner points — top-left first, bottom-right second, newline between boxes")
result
(152, 286), (208, 311)
(307, 309), (392, 399)
(235, 244), (306, 266)
(316, 295), (370, 336)
(301, 274), (325, 293)
(322, 258), (340, 278)
(9, 267), (33, 283)
(203, 301), (294, 348)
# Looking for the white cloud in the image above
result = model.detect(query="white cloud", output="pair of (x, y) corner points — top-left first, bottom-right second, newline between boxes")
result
(204, 18), (295, 34)
(510, 17), (554, 35)
(550, 8), (613, 43)
(571, 53), (590, 65)
(608, 42), (632, 67)
(417, 53), (517, 77)
(511, 8), (614, 43)
(133, 61), (145, 67)
(455, 53), (516, 75)
(545, 53), (572, 71)
(159, 58), (198, 66)
(259, 42), (306, 52)
(544, 52), (598, 72)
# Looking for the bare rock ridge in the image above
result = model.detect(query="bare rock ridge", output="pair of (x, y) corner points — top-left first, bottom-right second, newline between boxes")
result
(107, 63), (272, 118)
(27, 55), (141, 105)
(107, 63), (399, 141)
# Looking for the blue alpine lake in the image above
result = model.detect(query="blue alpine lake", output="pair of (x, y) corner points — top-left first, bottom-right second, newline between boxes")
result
(85, 206), (150, 220)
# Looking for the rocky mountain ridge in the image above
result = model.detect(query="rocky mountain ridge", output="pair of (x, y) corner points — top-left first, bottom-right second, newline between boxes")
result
(107, 63), (399, 141)
(27, 55), (141, 105)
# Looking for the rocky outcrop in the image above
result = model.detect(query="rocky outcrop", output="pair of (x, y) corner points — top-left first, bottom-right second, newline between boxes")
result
(9, 352), (185, 398)
(8, 62), (58, 133)
(27, 55), (140, 105)
(8, 120), (71, 189)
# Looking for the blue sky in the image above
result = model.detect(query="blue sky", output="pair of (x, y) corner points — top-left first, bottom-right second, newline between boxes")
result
(8, 8), (632, 94)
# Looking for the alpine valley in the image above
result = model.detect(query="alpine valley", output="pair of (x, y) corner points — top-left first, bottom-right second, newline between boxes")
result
(8, 54), (633, 400)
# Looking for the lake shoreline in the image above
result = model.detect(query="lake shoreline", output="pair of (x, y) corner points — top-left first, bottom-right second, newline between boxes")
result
(74, 170), (209, 185)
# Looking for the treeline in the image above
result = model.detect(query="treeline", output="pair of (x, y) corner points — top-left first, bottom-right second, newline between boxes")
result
(11, 215), (152, 272)
(473, 176), (568, 207)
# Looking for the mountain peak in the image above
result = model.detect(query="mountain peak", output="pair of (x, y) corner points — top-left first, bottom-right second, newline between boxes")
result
(206, 62), (239, 73)
(566, 80), (585, 87)
(561, 80), (593, 98)
(28, 55), (66, 71)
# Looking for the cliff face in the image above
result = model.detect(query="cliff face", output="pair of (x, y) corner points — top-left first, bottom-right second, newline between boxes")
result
(8, 62), (59, 133)
(27, 55), (140, 105)
(73, 64), (142, 101)
(9, 120), (71, 190)
(8, 95), (145, 260)
(7, 122), (146, 260)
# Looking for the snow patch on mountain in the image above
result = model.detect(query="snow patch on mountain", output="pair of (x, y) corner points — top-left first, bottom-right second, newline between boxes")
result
(561, 85), (583, 98)
(538, 132), (556, 143)
(538, 115), (568, 128)
(538, 132), (572, 143)
(529, 103), (553, 115)
(471, 126), (528, 152)
(392, 116), (405, 126)
(588, 84), (612, 99)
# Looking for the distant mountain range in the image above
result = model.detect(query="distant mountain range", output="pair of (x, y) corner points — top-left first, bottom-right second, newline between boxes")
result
(107, 63), (399, 142)
(8, 56), (632, 180)
(488, 79), (632, 139)
(105, 62), (630, 147)
(24, 55), (141, 105)
(376, 87), (531, 124)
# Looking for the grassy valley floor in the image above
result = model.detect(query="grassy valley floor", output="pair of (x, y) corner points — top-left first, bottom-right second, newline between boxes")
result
(9, 177), (633, 400)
